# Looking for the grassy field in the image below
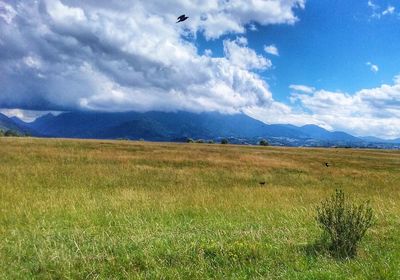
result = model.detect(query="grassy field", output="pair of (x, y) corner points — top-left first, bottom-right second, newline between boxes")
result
(1, 137), (400, 279)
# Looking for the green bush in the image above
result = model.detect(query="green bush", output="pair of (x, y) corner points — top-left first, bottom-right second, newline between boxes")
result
(316, 189), (374, 259)
(0, 129), (4, 136)
(4, 130), (20, 137)
(259, 139), (269, 146)
(221, 139), (228, 144)
(186, 138), (194, 143)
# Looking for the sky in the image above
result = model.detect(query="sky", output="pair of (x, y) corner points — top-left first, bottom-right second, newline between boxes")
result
(1, 0), (400, 138)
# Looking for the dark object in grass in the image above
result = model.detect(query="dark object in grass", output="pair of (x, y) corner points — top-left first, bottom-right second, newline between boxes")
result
(316, 189), (374, 259)
(259, 139), (269, 146)
(324, 162), (330, 167)
(259, 181), (266, 186)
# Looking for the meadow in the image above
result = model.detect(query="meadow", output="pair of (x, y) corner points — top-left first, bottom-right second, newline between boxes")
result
(1, 137), (400, 279)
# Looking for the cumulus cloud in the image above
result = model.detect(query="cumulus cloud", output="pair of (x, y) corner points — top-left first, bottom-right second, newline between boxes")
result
(285, 76), (400, 138)
(264, 44), (279, 56)
(0, 0), (304, 114)
(224, 37), (271, 70)
(246, 76), (400, 138)
(4, 0), (400, 139)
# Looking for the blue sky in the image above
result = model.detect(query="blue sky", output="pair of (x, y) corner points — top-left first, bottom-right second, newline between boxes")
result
(261, 0), (400, 101)
(1, 0), (400, 138)
(196, 0), (400, 101)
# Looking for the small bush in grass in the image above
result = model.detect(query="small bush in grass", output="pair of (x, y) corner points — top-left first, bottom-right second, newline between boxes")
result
(316, 189), (374, 259)
(259, 139), (269, 146)
(186, 138), (194, 143)
(4, 130), (20, 137)
(221, 139), (228, 144)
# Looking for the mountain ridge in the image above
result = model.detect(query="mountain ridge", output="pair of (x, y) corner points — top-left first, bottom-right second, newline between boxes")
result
(20, 111), (359, 144)
(0, 113), (27, 133)
(2, 111), (399, 147)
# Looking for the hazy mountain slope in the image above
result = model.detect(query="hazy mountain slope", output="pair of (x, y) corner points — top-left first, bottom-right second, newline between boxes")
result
(0, 113), (26, 133)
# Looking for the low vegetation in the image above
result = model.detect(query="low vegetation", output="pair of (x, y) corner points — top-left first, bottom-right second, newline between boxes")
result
(1, 138), (400, 279)
(186, 138), (215, 144)
(259, 139), (269, 146)
(316, 189), (374, 259)
(0, 129), (20, 137)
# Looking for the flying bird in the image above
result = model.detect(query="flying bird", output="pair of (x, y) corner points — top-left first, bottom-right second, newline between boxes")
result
(176, 14), (189, 23)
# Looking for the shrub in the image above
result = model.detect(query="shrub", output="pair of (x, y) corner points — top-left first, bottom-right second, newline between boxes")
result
(208, 140), (214, 144)
(316, 189), (374, 259)
(221, 139), (228, 145)
(186, 138), (194, 143)
(0, 129), (4, 137)
(259, 139), (269, 146)
(195, 139), (205, 143)
(4, 130), (20, 137)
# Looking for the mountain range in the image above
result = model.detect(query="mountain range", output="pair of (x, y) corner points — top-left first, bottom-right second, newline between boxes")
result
(1, 111), (399, 147)
(0, 113), (28, 133)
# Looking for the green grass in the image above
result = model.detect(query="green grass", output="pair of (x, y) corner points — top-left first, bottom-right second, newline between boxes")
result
(1, 137), (400, 279)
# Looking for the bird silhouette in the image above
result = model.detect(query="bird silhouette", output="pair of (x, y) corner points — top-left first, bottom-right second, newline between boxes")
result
(324, 162), (330, 167)
(176, 14), (189, 23)
(259, 181), (266, 186)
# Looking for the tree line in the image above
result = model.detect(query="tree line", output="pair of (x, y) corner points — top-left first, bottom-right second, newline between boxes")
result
(0, 129), (28, 137)
(187, 138), (269, 146)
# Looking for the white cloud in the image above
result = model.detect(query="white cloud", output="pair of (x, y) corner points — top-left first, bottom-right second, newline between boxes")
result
(249, 24), (258, 31)
(289, 84), (315, 94)
(264, 44), (279, 56)
(0, 2), (17, 24)
(23, 55), (42, 69)
(382, 5), (395, 15)
(266, 76), (400, 138)
(204, 49), (213, 56)
(368, 1), (396, 18)
(368, 0), (378, 9)
(0, 0), (303, 114)
(366, 62), (379, 73)
(224, 37), (271, 70)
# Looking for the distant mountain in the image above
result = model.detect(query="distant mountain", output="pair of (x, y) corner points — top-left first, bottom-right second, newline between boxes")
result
(5, 110), (400, 147)
(360, 136), (400, 144)
(299, 124), (360, 142)
(0, 113), (26, 133)
(27, 111), (286, 140)
(13, 110), (373, 147)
